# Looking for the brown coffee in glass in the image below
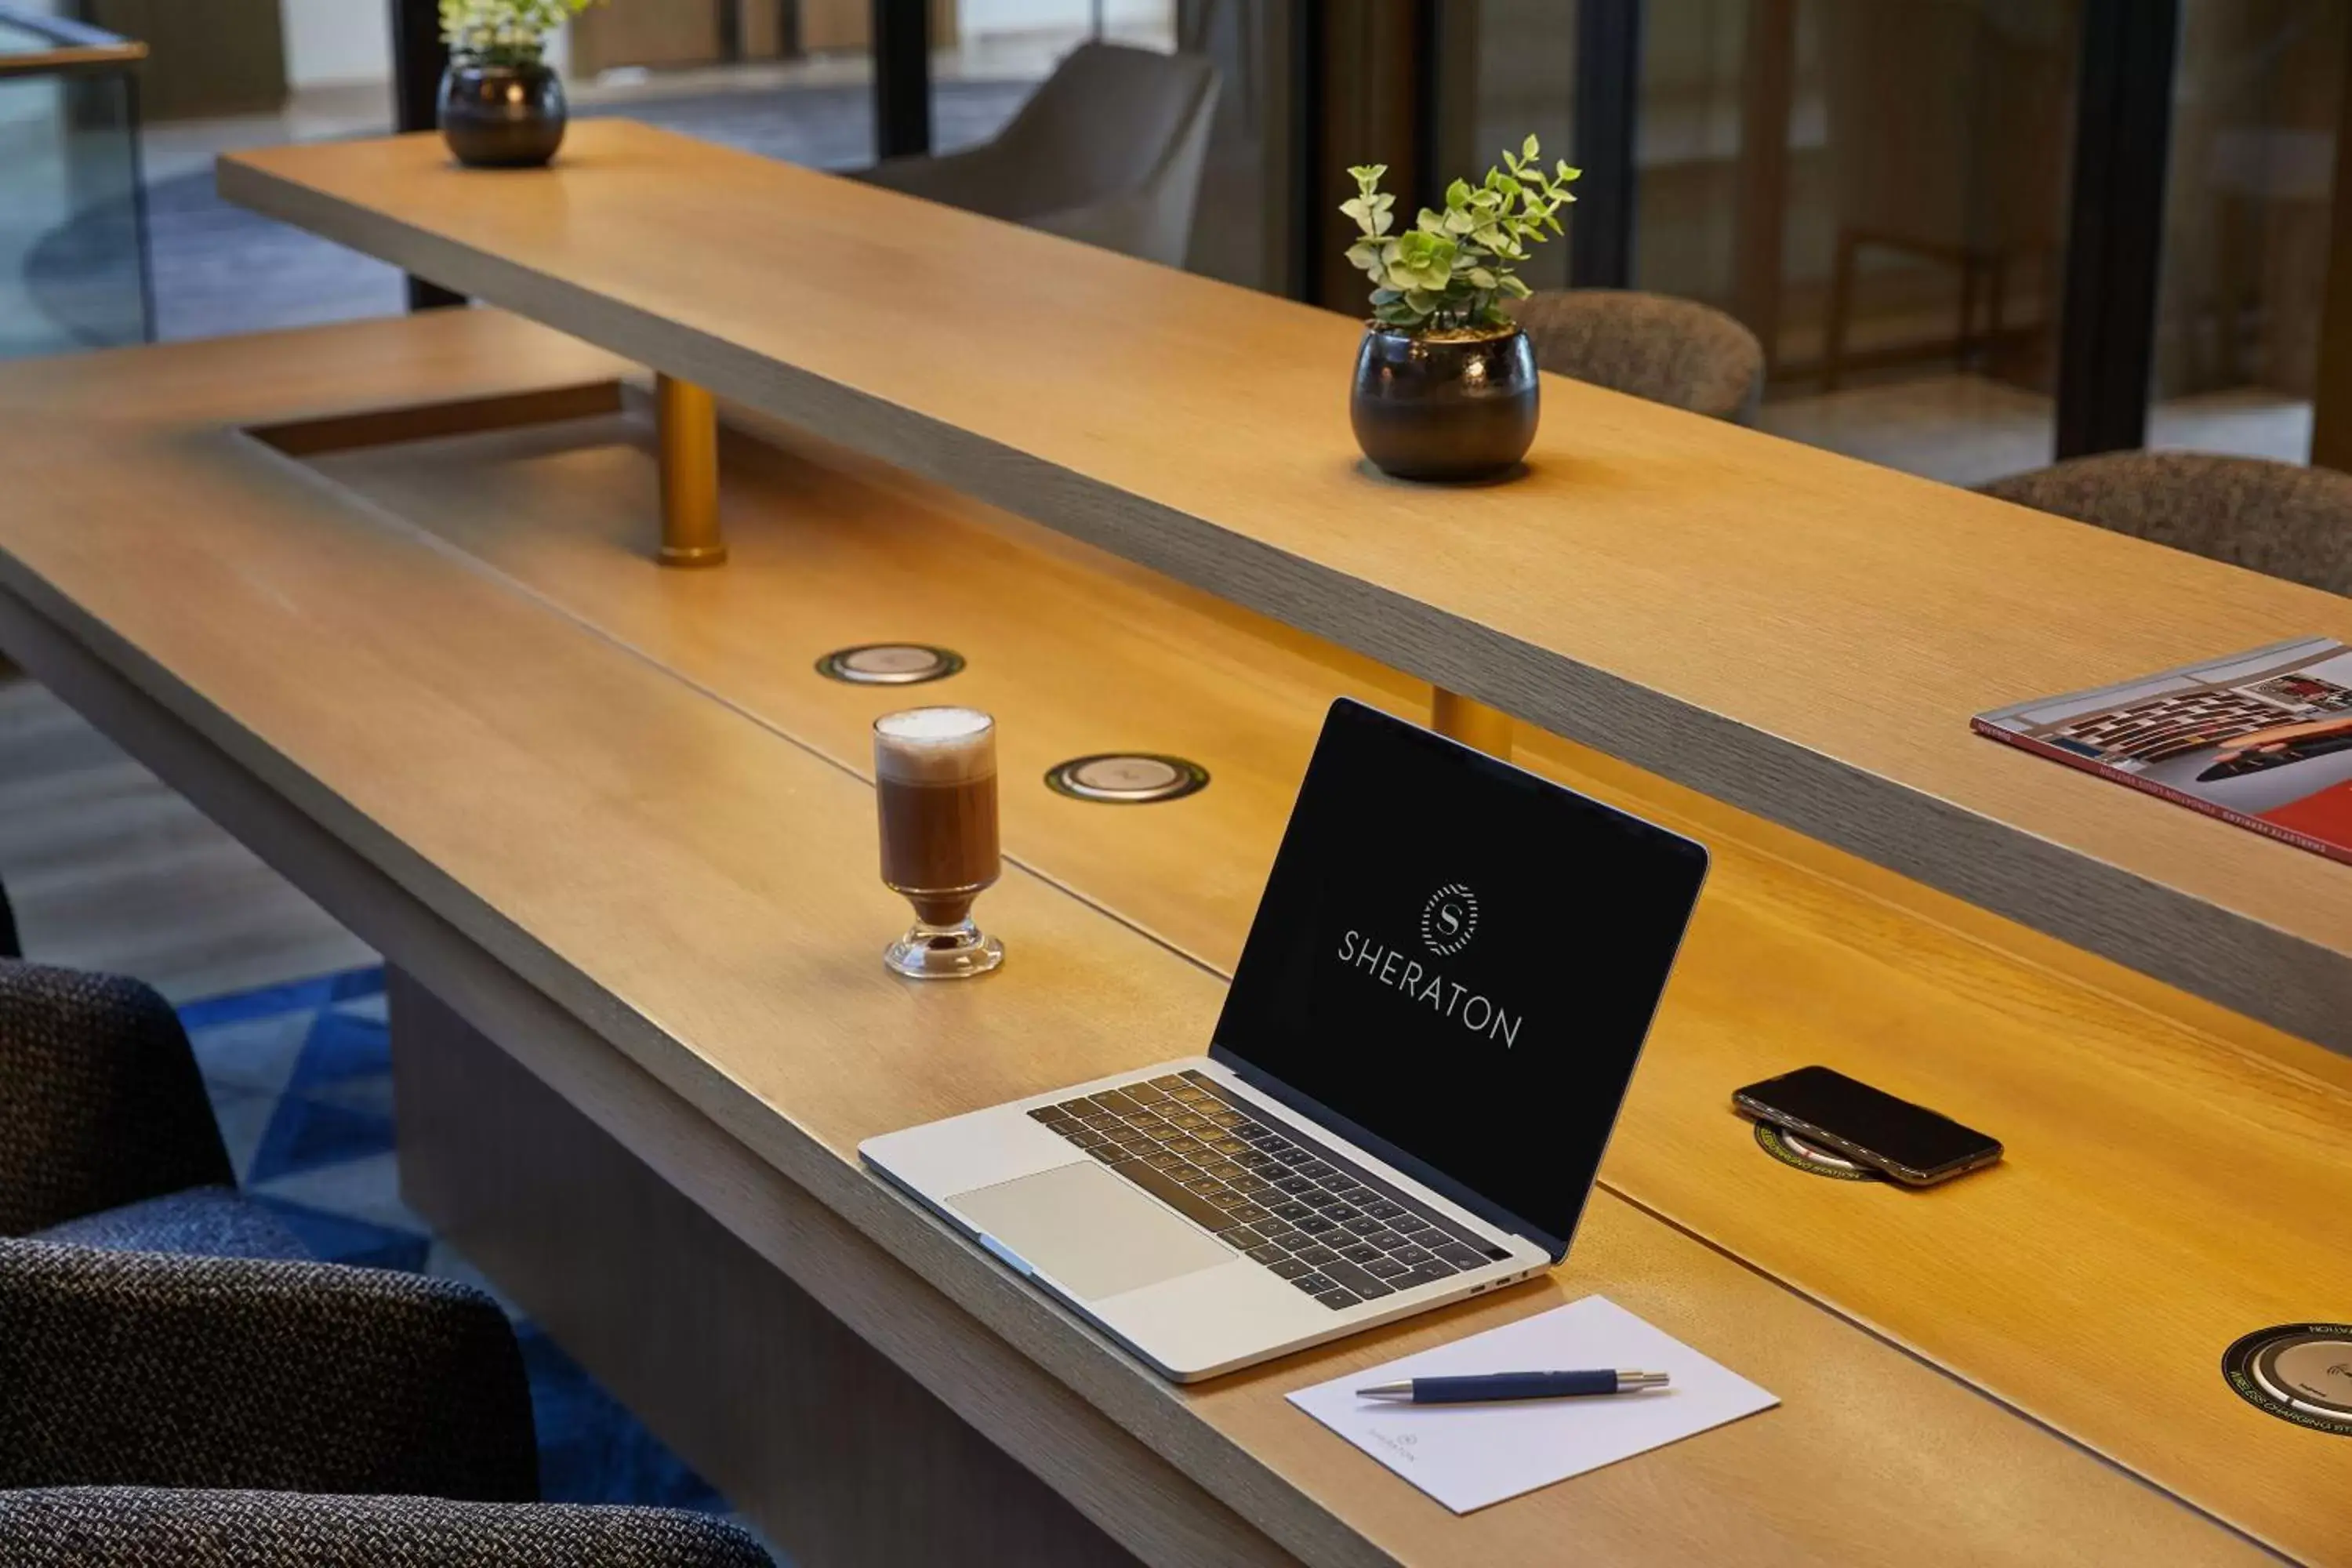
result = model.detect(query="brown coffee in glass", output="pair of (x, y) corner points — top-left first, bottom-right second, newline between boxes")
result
(873, 706), (1004, 978)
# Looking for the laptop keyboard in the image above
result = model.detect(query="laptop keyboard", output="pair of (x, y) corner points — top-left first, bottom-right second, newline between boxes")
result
(1028, 1069), (1509, 1311)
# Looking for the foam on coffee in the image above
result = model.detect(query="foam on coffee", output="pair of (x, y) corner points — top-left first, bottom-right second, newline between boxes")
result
(874, 706), (996, 786)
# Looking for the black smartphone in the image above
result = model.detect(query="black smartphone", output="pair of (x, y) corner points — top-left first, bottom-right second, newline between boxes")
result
(1732, 1065), (2002, 1186)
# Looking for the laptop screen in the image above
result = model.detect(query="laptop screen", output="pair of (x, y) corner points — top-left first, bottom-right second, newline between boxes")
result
(1210, 699), (1708, 1257)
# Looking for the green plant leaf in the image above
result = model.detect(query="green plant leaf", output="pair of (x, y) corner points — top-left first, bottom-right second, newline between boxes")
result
(1522, 133), (1541, 160)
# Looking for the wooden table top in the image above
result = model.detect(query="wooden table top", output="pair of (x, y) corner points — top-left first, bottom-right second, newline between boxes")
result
(216, 121), (2352, 1054)
(296, 318), (2352, 1564)
(0, 313), (2299, 1566)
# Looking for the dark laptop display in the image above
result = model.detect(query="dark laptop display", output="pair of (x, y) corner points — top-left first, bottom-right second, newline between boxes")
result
(1211, 699), (1709, 1258)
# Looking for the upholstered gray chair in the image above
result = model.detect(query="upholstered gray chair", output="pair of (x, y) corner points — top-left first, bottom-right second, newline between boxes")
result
(0, 1241), (536, 1499)
(0, 1489), (772, 1568)
(0, 960), (289, 1254)
(855, 43), (1220, 267)
(1978, 452), (2352, 597)
(1510, 290), (1766, 424)
(0, 1243), (774, 1565)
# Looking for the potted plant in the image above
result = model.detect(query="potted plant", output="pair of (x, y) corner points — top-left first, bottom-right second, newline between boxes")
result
(1342, 139), (1579, 481)
(437, 0), (604, 169)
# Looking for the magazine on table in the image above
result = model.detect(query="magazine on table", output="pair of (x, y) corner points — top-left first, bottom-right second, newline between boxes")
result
(1973, 636), (2352, 866)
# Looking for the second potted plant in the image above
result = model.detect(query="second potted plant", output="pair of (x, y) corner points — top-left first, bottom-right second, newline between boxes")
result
(1342, 139), (1578, 482)
(437, 0), (603, 169)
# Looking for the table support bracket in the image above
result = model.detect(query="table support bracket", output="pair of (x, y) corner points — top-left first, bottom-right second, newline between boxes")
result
(656, 373), (726, 568)
(1432, 688), (1512, 760)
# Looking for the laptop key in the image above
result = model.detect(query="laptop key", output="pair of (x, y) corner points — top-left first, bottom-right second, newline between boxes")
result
(1179, 1177), (1225, 1196)
(1271, 1175), (1317, 1196)
(1228, 1176), (1274, 1197)
(1400, 1261), (1458, 1286)
(1316, 1258), (1395, 1301)
(1291, 1273), (1338, 1294)
(1313, 1289), (1361, 1310)
(1197, 1160), (1243, 1180)
(1358, 1229), (1408, 1250)
(1269, 1257), (1310, 1280)
(1118, 1160), (1242, 1231)
(1147, 1075), (1189, 1091)
(1258, 1225), (1307, 1249)
(1296, 1161), (1338, 1179)
(1208, 1189), (1258, 1211)
(1087, 1091), (1141, 1113)
(1218, 1226), (1267, 1250)
(1029, 1106), (1074, 1124)
(1364, 1257), (1410, 1279)
(1066, 1129), (1109, 1149)
(1085, 1143), (1126, 1163)
(1143, 1152), (1187, 1174)
(1224, 1203), (1270, 1225)
(1340, 1217), (1386, 1239)
(1293, 1215), (1339, 1236)
(1245, 1243), (1287, 1265)
(1336, 1241), (1382, 1265)
(1363, 1200), (1407, 1221)
(1323, 1203), (1363, 1223)
(1387, 1244), (1433, 1265)
(1267, 1199), (1315, 1222)
(1292, 1244), (1340, 1265)
(1430, 1243), (1490, 1269)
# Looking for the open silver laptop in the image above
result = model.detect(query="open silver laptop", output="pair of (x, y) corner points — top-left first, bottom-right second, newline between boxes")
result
(861, 699), (1708, 1381)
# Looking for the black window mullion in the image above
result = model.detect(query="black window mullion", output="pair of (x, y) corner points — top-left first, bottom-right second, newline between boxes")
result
(1570, 0), (1641, 289)
(388, 0), (463, 310)
(872, 0), (932, 161)
(2054, 0), (2180, 458)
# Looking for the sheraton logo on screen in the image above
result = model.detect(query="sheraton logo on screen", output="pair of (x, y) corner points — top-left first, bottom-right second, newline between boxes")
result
(1335, 883), (1523, 1047)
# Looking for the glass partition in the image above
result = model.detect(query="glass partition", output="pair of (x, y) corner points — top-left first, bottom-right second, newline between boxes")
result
(0, 8), (150, 359)
(2151, 0), (2346, 460)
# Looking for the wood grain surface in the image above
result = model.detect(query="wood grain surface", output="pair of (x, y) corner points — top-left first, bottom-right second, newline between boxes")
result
(216, 122), (2352, 1051)
(292, 343), (2352, 1563)
(0, 310), (2303, 1565)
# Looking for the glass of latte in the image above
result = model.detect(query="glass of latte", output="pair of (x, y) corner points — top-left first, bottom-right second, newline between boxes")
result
(873, 706), (1005, 978)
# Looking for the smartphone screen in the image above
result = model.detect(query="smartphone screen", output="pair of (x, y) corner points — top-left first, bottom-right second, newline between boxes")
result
(1733, 1066), (2001, 1182)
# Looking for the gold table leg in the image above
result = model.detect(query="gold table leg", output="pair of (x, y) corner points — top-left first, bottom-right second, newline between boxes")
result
(1432, 688), (1513, 760)
(656, 373), (726, 568)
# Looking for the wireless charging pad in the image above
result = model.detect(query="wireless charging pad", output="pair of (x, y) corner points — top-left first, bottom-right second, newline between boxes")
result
(1045, 753), (1209, 804)
(2223, 1324), (2352, 1435)
(1752, 1120), (1880, 1181)
(816, 644), (964, 686)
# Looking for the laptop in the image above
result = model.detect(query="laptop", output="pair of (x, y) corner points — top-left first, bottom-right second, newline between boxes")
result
(860, 699), (1709, 1381)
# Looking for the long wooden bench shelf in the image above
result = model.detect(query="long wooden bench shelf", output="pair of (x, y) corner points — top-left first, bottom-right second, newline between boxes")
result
(217, 122), (2352, 1053)
(0, 310), (2296, 1565)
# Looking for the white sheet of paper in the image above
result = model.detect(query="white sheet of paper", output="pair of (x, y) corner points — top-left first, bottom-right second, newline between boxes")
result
(1287, 1295), (1779, 1514)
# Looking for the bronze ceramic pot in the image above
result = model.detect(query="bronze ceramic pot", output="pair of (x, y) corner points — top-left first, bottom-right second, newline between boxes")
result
(438, 60), (568, 169)
(1349, 325), (1539, 482)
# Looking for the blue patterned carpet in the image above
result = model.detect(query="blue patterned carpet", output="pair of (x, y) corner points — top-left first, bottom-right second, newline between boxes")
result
(180, 967), (731, 1517)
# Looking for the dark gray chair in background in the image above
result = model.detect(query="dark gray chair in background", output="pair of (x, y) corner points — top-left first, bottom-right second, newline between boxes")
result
(1510, 290), (1766, 424)
(0, 959), (282, 1250)
(0, 1242), (771, 1566)
(0, 960), (301, 1257)
(1978, 451), (2352, 597)
(0, 1242), (535, 1501)
(0, 1489), (772, 1568)
(856, 42), (1220, 267)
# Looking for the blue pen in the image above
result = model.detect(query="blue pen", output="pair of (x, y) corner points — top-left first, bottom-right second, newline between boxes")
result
(1357, 1370), (1670, 1403)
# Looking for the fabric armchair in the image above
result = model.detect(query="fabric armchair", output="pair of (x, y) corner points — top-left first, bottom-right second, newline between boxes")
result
(856, 42), (1220, 268)
(0, 1488), (772, 1568)
(0, 1240), (537, 1502)
(0, 962), (234, 1236)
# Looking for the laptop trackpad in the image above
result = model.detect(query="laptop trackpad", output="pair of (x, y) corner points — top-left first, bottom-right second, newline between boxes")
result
(952, 1161), (1234, 1301)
